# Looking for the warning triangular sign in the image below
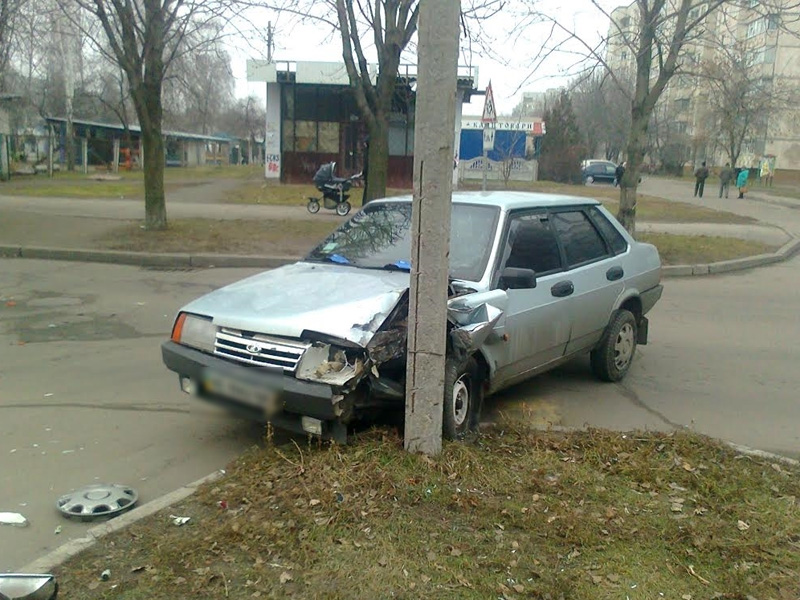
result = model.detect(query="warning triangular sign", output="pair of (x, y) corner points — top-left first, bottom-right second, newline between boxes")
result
(482, 81), (497, 123)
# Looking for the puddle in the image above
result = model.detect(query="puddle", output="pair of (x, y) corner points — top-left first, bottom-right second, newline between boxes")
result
(14, 315), (142, 343)
(27, 297), (84, 308)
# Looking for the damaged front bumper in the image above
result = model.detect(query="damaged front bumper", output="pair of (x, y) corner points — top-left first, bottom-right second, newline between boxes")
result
(161, 341), (348, 441)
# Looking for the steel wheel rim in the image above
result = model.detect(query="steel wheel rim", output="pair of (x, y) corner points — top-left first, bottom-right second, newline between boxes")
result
(308, 201), (320, 213)
(614, 323), (635, 369)
(451, 375), (470, 427)
(336, 202), (349, 216)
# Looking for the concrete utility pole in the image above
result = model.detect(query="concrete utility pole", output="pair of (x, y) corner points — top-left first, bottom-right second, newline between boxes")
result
(404, 0), (460, 456)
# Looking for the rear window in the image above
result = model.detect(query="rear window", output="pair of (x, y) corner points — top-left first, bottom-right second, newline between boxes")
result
(551, 210), (609, 267)
(589, 207), (629, 255)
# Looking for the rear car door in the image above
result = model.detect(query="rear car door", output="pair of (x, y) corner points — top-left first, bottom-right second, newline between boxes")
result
(488, 210), (573, 390)
(549, 207), (627, 354)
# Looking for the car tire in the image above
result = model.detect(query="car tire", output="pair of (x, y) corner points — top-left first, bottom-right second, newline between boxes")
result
(307, 199), (320, 214)
(591, 309), (638, 382)
(443, 356), (480, 440)
(336, 201), (351, 216)
(585, 176), (594, 184)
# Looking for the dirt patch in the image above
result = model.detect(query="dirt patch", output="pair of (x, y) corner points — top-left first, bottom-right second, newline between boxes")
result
(54, 427), (800, 599)
(95, 219), (340, 256)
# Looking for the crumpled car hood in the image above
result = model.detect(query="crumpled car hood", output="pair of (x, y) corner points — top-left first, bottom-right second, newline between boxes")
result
(180, 262), (410, 347)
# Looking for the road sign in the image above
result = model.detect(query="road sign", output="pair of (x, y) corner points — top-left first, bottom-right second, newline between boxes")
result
(483, 126), (495, 152)
(481, 81), (497, 123)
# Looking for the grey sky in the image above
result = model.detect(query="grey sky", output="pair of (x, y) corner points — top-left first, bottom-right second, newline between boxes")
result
(229, 1), (617, 116)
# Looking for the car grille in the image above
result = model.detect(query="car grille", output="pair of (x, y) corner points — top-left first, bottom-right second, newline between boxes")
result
(214, 328), (309, 372)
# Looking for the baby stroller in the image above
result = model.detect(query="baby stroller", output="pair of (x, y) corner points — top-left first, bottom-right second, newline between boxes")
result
(307, 162), (362, 216)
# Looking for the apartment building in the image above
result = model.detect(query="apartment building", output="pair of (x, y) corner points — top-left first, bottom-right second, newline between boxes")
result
(606, 0), (800, 173)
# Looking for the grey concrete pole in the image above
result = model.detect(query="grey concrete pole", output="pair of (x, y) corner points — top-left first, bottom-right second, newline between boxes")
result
(404, 0), (460, 456)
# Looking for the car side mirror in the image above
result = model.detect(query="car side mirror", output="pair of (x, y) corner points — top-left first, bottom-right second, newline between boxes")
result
(501, 267), (537, 289)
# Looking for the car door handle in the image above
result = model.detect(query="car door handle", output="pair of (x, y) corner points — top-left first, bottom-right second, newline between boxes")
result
(551, 281), (574, 298)
(606, 266), (624, 281)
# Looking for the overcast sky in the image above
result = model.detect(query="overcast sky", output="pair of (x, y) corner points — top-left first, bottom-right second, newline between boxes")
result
(229, 1), (621, 116)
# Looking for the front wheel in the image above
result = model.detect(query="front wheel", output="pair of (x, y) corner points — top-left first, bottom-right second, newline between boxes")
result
(585, 175), (594, 185)
(590, 309), (638, 382)
(443, 357), (481, 440)
(335, 201), (351, 216)
(307, 199), (320, 214)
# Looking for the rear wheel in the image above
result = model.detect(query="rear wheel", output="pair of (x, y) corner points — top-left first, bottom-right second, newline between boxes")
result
(307, 199), (320, 214)
(443, 357), (481, 440)
(335, 201), (351, 216)
(591, 309), (638, 382)
(585, 175), (595, 184)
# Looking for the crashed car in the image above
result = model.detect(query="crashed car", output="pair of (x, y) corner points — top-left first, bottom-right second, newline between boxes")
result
(161, 192), (662, 442)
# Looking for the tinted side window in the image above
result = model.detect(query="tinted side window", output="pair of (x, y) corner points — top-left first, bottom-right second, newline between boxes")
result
(589, 207), (629, 255)
(552, 210), (609, 267)
(503, 214), (562, 275)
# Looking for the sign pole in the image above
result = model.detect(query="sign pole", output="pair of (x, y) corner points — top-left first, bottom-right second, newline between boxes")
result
(481, 81), (497, 192)
(482, 124), (488, 191)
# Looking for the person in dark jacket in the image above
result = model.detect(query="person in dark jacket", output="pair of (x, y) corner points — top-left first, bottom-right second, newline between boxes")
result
(694, 161), (710, 198)
(614, 162), (625, 187)
(719, 162), (734, 198)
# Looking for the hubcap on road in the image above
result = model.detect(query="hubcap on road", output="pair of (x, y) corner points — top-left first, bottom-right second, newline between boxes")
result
(614, 323), (635, 369)
(56, 483), (138, 521)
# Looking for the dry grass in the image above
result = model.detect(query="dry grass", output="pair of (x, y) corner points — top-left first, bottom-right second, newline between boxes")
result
(55, 426), (800, 599)
(95, 219), (339, 256)
(639, 233), (777, 266)
(223, 181), (410, 207)
(91, 219), (774, 265)
(461, 180), (755, 224)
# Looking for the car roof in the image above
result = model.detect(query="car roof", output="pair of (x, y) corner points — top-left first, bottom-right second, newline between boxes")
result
(375, 191), (601, 210)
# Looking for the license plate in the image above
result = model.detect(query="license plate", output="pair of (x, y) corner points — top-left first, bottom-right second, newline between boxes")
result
(203, 371), (282, 416)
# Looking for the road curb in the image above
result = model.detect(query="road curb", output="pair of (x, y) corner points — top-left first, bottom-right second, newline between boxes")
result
(662, 235), (800, 278)
(3, 237), (799, 276)
(18, 470), (225, 574)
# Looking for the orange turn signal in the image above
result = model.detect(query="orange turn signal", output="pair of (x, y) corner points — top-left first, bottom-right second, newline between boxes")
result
(171, 313), (187, 343)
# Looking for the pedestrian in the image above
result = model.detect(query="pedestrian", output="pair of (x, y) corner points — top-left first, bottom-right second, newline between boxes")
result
(693, 161), (710, 197)
(360, 136), (370, 204)
(719, 162), (734, 198)
(736, 167), (749, 199)
(614, 161), (625, 187)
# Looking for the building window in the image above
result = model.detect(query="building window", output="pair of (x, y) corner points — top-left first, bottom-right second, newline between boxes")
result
(675, 98), (691, 111)
(767, 14), (779, 30)
(621, 51), (628, 60)
(620, 16), (630, 28)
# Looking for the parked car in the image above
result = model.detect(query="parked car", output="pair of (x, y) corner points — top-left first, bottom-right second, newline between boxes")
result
(582, 161), (618, 184)
(162, 192), (663, 442)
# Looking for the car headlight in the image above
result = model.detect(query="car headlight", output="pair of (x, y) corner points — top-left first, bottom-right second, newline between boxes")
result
(171, 313), (216, 353)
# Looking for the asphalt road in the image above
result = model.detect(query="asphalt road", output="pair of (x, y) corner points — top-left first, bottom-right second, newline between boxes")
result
(0, 262), (266, 571)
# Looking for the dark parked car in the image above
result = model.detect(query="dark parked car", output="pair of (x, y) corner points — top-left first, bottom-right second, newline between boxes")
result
(582, 161), (618, 184)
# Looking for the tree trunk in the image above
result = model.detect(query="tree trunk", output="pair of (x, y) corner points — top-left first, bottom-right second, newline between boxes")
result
(136, 83), (167, 230)
(618, 108), (648, 237)
(365, 116), (389, 202)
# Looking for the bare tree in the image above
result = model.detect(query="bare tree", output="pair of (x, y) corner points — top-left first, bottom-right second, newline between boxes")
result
(64, 0), (239, 229)
(703, 42), (798, 168)
(0, 0), (26, 90)
(523, 0), (800, 234)
(570, 70), (632, 161)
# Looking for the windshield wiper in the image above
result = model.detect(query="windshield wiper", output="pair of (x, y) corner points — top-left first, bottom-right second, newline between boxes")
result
(308, 253), (352, 265)
(381, 260), (411, 272)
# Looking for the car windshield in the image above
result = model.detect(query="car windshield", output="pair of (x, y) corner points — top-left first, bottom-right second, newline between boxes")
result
(305, 201), (500, 281)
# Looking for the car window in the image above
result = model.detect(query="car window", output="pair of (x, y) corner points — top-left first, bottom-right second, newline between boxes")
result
(305, 202), (499, 282)
(589, 207), (629, 255)
(605, 165), (616, 174)
(501, 213), (563, 276)
(551, 210), (610, 267)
